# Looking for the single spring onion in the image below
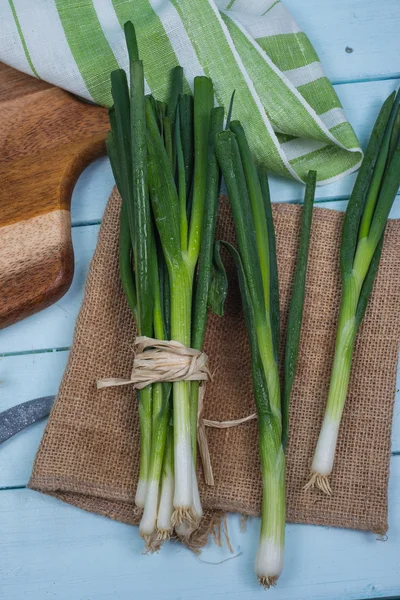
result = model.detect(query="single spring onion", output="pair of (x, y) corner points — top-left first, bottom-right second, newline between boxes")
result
(306, 90), (400, 495)
(190, 106), (225, 465)
(139, 240), (171, 543)
(145, 75), (214, 526)
(108, 39), (154, 510)
(215, 121), (316, 587)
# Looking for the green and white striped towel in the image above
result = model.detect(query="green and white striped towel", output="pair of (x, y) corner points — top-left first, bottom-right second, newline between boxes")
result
(1, 0), (362, 184)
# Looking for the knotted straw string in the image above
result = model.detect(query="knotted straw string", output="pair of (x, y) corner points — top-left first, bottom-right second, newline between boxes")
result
(97, 336), (211, 389)
(97, 336), (257, 485)
(197, 384), (257, 485)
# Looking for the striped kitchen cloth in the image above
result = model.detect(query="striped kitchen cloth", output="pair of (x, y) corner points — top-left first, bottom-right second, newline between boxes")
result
(1, 0), (362, 184)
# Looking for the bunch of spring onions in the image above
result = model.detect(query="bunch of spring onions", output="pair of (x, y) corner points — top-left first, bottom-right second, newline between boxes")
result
(107, 21), (225, 547)
(215, 121), (317, 587)
(306, 90), (400, 495)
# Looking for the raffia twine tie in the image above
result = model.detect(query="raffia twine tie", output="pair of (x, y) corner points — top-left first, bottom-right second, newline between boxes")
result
(97, 336), (256, 485)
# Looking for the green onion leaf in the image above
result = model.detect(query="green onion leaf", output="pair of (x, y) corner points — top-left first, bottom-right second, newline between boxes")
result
(124, 21), (139, 62)
(146, 98), (181, 269)
(282, 170), (316, 448)
(179, 94), (194, 199)
(208, 241), (229, 317)
(191, 106), (225, 348)
(259, 170), (280, 363)
(187, 76), (214, 266)
(340, 92), (395, 277)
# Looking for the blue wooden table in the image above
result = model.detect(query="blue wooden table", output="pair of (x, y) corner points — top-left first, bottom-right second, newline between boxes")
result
(1, 1), (400, 598)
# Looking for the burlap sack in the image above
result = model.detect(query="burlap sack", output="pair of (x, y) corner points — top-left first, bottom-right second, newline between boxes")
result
(29, 188), (400, 540)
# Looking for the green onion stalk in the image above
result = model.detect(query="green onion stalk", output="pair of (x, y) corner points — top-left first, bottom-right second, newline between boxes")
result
(106, 34), (153, 509)
(306, 90), (400, 495)
(145, 75), (215, 527)
(139, 241), (171, 543)
(215, 121), (316, 587)
(107, 22), (225, 540)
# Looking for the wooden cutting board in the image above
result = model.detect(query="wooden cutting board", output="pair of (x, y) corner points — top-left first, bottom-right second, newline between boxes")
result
(0, 63), (109, 330)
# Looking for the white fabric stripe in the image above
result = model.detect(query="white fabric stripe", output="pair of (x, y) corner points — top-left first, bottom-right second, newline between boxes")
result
(91, 0), (150, 94)
(284, 62), (324, 88)
(319, 107), (347, 130)
(0, 1), (34, 76)
(149, 0), (206, 91)
(226, 3), (300, 39)
(11, 0), (92, 101)
(281, 138), (327, 161)
(207, 1), (300, 181)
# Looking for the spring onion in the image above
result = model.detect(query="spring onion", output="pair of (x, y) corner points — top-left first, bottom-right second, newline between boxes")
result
(306, 90), (400, 494)
(107, 21), (224, 545)
(215, 122), (316, 587)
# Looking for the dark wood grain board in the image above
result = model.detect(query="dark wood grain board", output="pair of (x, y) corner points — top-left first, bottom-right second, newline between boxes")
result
(0, 63), (109, 329)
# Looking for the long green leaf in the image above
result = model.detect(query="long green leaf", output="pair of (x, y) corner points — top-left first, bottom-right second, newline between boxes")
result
(221, 242), (276, 430)
(191, 106), (224, 349)
(368, 147), (400, 249)
(215, 130), (265, 325)
(187, 76), (214, 266)
(388, 100), (400, 163)
(146, 94), (158, 121)
(230, 121), (271, 316)
(106, 130), (123, 199)
(119, 200), (137, 320)
(340, 92), (395, 277)
(124, 21), (139, 62)
(145, 98), (181, 269)
(282, 170), (316, 449)
(167, 65), (183, 126)
(163, 116), (174, 169)
(175, 104), (188, 251)
(358, 96), (400, 240)
(179, 94), (194, 199)
(156, 100), (167, 134)
(259, 170), (280, 363)
(158, 238), (171, 340)
(225, 90), (235, 130)
(130, 59), (153, 336)
(355, 233), (384, 328)
(188, 104), (223, 464)
(110, 69), (133, 233)
(208, 241), (229, 317)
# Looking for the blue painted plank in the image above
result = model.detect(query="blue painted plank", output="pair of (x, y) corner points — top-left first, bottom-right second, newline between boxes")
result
(0, 351), (68, 488)
(285, 0), (400, 83)
(70, 156), (114, 227)
(1, 456), (399, 600)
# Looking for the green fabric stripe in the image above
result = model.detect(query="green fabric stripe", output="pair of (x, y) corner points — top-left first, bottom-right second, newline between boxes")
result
(55, 0), (119, 105)
(226, 0), (236, 8)
(112, 0), (191, 100)
(170, 0), (290, 176)
(222, 13), (332, 144)
(276, 133), (297, 145)
(256, 32), (319, 72)
(297, 77), (343, 115)
(290, 144), (360, 182)
(9, 0), (39, 78)
(329, 122), (360, 150)
(262, 1), (280, 16)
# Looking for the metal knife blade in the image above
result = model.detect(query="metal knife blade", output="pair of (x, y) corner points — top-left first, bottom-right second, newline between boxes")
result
(0, 396), (55, 445)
